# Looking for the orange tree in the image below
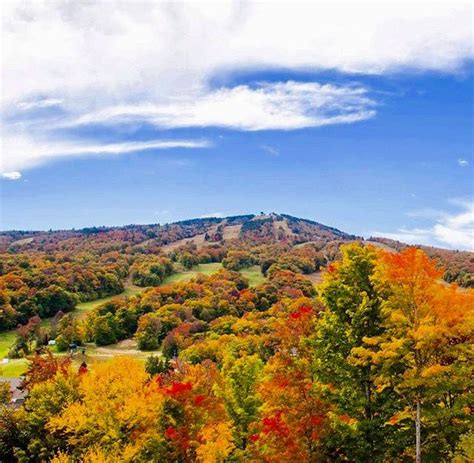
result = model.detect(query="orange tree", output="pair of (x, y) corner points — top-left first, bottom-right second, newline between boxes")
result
(355, 248), (473, 462)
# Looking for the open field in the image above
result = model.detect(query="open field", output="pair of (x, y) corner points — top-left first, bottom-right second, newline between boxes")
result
(162, 263), (266, 287)
(81, 339), (160, 362)
(222, 224), (242, 240)
(293, 240), (320, 248)
(0, 339), (160, 378)
(160, 233), (207, 253)
(273, 219), (295, 237)
(240, 265), (266, 287)
(162, 262), (223, 284)
(9, 237), (35, 248)
(0, 359), (28, 377)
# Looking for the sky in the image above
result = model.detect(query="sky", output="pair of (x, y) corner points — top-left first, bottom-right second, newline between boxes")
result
(1, 1), (473, 251)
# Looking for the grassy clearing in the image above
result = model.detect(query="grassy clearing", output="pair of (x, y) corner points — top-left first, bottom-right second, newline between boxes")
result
(75, 286), (144, 319)
(240, 265), (266, 287)
(68, 340), (160, 374)
(0, 331), (17, 359)
(293, 241), (320, 248)
(162, 262), (222, 285)
(81, 339), (160, 361)
(0, 359), (28, 377)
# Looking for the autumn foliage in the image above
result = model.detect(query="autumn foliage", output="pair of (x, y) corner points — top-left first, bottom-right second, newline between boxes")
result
(0, 241), (472, 462)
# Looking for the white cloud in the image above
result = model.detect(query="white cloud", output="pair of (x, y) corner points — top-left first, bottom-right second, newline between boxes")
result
(457, 158), (469, 167)
(65, 82), (376, 131)
(2, 1), (472, 108)
(199, 212), (224, 219)
(1, 1), (472, 172)
(260, 145), (280, 156)
(1, 81), (374, 174)
(1, 171), (22, 180)
(0, 133), (210, 174)
(373, 201), (474, 250)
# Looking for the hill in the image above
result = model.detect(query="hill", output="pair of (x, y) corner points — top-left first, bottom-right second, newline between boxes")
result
(0, 213), (355, 251)
(1, 212), (471, 287)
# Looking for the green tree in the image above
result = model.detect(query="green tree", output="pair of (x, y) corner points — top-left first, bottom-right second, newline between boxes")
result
(54, 314), (83, 352)
(136, 313), (163, 350)
(145, 355), (170, 376)
(314, 243), (399, 461)
(91, 313), (119, 346)
(34, 285), (78, 318)
(220, 354), (264, 449)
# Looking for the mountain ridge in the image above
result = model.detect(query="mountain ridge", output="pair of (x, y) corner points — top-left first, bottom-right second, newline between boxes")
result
(1, 212), (472, 288)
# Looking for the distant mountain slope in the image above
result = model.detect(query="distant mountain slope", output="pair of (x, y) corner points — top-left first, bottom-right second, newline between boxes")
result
(1, 213), (472, 287)
(0, 213), (356, 251)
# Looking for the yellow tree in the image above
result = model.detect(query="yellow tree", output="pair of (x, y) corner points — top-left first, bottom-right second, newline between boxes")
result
(48, 357), (166, 460)
(47, 357), (234, 461)
(366, 248), (473, 462)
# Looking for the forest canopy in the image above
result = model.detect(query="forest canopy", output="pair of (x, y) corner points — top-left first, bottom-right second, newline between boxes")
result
(0, 240), (472, 462)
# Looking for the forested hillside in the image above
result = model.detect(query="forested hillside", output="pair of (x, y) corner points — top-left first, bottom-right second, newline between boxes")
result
(0, 215), (472, 462)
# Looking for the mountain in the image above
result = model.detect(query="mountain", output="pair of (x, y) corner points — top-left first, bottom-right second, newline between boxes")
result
(1, 213), (472, 287)
(0, 213), (354, 251)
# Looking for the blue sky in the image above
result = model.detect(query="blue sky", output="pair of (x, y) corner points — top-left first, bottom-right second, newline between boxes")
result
(1, 2), (473, 250)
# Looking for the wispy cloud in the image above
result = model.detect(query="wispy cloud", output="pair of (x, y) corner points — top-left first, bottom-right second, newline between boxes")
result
(16, 98), (63, 111)
(373, 201), (474, 251)
(260, 145), (280, 156)
(457, 158), (469, 167)
(1, 81), (374, 175)
(63, 82), (376, 131)
(1, 133), (210, 174)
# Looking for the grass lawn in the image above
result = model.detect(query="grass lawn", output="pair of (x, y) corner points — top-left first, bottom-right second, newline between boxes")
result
(0, 359), (28, 377)
(0, 331), (17, 359)
(79, 339), (160, 361)
(240, 265), (266, 287)
(65, 340), (160, 374)
(162, 262), (223, 284)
